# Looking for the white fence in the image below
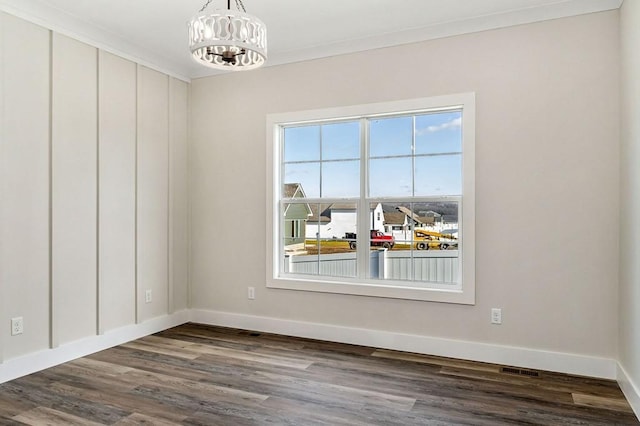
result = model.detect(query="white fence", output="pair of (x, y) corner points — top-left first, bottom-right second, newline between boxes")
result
(284, 250), (459, 284)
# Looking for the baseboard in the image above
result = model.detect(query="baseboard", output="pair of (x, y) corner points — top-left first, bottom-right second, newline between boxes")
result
(0, 308), (620, 386)
(618, 363), (640, 420)
(0, 310), (190, 384)
(191, 309), (618, 380)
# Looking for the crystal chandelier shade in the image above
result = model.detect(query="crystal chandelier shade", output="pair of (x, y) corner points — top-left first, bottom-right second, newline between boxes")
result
(188, 3), (267, 71)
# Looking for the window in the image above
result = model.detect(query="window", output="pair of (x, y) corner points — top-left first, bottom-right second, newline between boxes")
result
(267, 94), (475, 304)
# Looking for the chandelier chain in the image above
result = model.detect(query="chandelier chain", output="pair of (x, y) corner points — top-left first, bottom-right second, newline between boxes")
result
(198, 0), (214, 13)
(199, 0), (247, 13)
(235, 0), (247, 12)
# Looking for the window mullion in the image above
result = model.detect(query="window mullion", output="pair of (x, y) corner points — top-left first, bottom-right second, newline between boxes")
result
(411, 116), (416, 281)
(412, 115), (416, 198)
(277, 125), (285, 276)
(357, 117), (369, 279)
(318, 125), (323, 198)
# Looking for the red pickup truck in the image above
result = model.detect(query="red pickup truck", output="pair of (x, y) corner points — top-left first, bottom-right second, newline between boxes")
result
(345, 231), (395, 250)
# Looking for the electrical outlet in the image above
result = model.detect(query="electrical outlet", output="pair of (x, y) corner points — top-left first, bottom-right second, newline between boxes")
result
(247, 287), (255, 300)
(145, 289), (152, 303)
(491, 308), (502, 325)
(11, 317), (23, 336)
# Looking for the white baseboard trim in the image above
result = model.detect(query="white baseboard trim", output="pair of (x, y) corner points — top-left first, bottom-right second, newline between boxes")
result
(618, 363), (640, 420)
(0, 310), (190, 384)
(0, 309), (621, 387)
(191, 309), (617, 380)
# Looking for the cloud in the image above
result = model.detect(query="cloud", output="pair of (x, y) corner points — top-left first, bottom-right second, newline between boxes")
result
(417, 117), (462, 135)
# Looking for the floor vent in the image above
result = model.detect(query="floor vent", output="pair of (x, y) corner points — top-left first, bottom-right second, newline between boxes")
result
(500, 367), (540, 377)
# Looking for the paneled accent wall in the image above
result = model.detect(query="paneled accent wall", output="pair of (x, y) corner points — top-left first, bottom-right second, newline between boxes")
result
(51, 33), (99, 346)
(0, 11), (189, 362)
(170, 79), (190, 313)
(137, 66), (170, 322)
(0, 13), (51, 361)
(98, 51), (137, 333)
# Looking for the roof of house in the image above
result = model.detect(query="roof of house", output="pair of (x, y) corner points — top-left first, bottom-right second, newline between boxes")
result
(283, 183), (312, 217)
(385, 208), (436, 226)
(383, 212), (407, 225)
(283, 183), (303, 198)
(396, 206), (427, 225)
(307, 204), (331, 224)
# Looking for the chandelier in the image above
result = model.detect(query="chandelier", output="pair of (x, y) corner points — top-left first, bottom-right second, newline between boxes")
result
(188, 0), (267, 71)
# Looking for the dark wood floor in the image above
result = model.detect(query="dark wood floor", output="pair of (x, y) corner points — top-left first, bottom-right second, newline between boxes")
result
(0, 323), (637, 425)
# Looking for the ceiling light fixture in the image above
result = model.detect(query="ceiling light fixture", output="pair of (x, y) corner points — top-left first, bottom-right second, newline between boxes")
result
(188, 0), (267, 71)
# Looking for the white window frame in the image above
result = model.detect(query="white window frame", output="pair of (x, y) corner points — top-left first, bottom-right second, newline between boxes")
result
(266, 93), (475, 304)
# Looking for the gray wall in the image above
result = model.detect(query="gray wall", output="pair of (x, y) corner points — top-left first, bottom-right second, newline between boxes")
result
(619, 0), (640, 408)
(190, 11), (620, 359)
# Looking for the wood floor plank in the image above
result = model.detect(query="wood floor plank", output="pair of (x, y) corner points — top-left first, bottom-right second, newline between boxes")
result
(138, 334), (198, 349)
(12, 406), (104, 426)
(1, 380), (130, 424)
(47, 382), (189, 423)
(440, 365), (628, 399)
(122, 368), (270, 403)
(156, 327), (265, 352)
(0, 394), (38, 419)
(70, 356), (135, 375)
(120, 341), (201, 360)
(0, 323), (637, 425)
(192, 344), (314, 369)
(259, 395), (375, 426)
(113, 412), (184, 425)
(573, 392), (636, 412)
(44, 363), (138, 393)
(373, 348), (502, 373)
(253, 370), (417, 411)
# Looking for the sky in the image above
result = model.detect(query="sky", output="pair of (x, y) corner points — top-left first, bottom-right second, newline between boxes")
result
(284, 110), (462, 198)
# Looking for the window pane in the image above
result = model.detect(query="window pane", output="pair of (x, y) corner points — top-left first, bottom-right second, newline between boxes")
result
(411, 201), (459, 237)
(369, 202), (390, 236)
(377, 202), (413, 248)
(370, 116), (412, 158)
(322, 121), (360, 160)
(284, 162), (320, 198)
(316, 203), (358, 241)
(319, 202), (356, 278)
(321, 160), (359, 198)
(282, 202), (311, 249)
(369, 157), (412, 197)
(415, 111), (462, 155)
(414, 154), (462, 196)
(282, 202), (316, 276)
(285, 203), (356, 278)
(369, 201), (459, 284)
(284, 126), (320, 162)
(412, 201), (459, 285)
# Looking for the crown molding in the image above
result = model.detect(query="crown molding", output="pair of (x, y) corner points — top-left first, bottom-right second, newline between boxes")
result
(1, 0), (623, 80)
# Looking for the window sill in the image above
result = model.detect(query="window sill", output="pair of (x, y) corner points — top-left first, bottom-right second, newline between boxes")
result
(266, 275), (474, 304)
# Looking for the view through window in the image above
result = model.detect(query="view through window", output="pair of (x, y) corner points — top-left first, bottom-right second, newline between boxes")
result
(268, 94), (475, 303)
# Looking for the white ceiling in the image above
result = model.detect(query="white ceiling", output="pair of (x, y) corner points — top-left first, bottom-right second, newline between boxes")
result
(0, 0), (623, 81)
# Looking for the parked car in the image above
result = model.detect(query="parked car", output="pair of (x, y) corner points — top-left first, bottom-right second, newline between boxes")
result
(345, 230), (395, 250)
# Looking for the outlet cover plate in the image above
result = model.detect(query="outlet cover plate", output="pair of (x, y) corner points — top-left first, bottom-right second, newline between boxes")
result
(491, 308), (502, 325)
(11, 317), (23, 336)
